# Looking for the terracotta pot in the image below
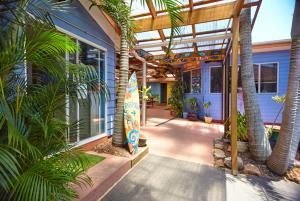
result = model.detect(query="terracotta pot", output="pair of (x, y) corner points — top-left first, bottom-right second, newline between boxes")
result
(204, 116), (213, 124)
(139, 138), (147, 147)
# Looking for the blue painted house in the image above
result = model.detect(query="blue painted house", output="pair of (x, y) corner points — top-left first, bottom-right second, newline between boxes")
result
(183, 40), (290, 124)
(148, 40), (290, 124)
(50, 0), (119, 146)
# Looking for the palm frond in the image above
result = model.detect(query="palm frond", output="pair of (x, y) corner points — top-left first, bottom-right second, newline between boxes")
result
(0, 145), (20, 191)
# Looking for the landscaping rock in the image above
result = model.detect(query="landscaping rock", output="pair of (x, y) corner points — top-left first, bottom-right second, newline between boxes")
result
(214, 143), (224, 150)
(215, 159), (225, 168)
(243, 163), (261, 176)
(237, 141), (248, 153)
(214, 149), (226, 159)
(214, 137), (223, 144)
(223, 138), (230, 143)
(227, 145), (231, 152)
(286, 167), (300, 184)
(224, 156), (244, 170)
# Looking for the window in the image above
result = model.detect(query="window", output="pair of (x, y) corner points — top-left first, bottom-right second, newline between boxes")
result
(68, 39), (106, 143)
(183, 69), (201, 93)
(260, 63), (278, 93)
(210, 67), (223, 93)
(183, 71), (191, 93)
(228, 63), (278, 93)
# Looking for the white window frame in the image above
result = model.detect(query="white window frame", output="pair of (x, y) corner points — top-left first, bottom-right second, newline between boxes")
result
(255, 62), (279, 94)
(209, 66), (222, 94)
(58, 26), (108, 144)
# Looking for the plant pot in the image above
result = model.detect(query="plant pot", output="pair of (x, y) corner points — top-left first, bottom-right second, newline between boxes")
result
(170, 110), (176, 117)
(269, 130), (279, 149)
(139, 138), (147, 147)
(183, 112), (188, 119)
(204, 116), (213, 124)
(237, 141), (248, 153)
(188, 112), (198, 121)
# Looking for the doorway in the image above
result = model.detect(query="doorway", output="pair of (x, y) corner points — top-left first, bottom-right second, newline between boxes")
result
(160, 83), (167, 104)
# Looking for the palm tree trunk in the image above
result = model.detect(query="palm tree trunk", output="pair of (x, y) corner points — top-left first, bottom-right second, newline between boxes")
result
(112, 24), (128, 146)
(267, 0), (300, 175)
(239, 8), (271, 162)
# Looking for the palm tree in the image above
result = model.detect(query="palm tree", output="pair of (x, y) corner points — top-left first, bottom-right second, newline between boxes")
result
(267, 0), (300, 175)
(0, 1), (108, 200)
(91, 0), (183, 146)
(239, 8), (271, 162)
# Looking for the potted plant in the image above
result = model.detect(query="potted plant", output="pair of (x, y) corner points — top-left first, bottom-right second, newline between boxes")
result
(203, 101), (212, 123)
(186, 97), (198, 121)
(267, 95), (285, 148)
(226, 112), (248, 152)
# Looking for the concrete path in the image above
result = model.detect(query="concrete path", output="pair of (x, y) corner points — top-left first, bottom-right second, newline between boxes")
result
(101, 154), (300, 201)
(101, 106), (300, 201)
(101, 154), (226, 201)
(142, 106), (223, 166)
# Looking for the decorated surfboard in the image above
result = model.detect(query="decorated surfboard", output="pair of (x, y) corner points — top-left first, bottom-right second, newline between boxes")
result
(124, 72), (140, 154)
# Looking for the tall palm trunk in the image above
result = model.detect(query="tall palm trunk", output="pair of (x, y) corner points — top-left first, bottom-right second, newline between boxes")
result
(267, 0), (300, 175)
(112, 24), (129, 146)
(239, 8), (271, 162)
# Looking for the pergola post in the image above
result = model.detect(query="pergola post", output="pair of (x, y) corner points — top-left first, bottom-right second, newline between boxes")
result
(224, 54), (230, 135)
(231, 16), (240, 175)
(142, 61), (147, 126)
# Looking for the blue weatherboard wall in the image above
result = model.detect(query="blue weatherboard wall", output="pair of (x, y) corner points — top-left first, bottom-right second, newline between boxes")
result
(184, 50), (290, 123)
(52, 0), (116, 135)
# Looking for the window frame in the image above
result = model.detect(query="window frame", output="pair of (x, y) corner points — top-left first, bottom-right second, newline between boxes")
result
(57, 26), (108, 144)
(209, 66), (223, 94)
(183, 68), (201, 94)
(256, 62), (279, 94)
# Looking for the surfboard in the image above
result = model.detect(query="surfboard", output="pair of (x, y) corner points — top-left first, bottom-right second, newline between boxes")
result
(124, 72), (140, 154)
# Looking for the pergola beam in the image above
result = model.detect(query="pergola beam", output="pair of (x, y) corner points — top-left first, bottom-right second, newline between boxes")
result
(137, 28), (230, 43)
(132, 0), (225, 18)
(135, 33), (231, 49)
(233, 0), (244, 17)
(134, 2), (235, 33)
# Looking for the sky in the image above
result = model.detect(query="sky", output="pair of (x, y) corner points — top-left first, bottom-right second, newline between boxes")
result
(130, 0), (295, 43)
(252, 0), (295, 42)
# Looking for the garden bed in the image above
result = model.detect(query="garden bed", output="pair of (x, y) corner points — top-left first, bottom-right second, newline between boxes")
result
(213, 137), (300, 184)
(94, 137), (132, 158)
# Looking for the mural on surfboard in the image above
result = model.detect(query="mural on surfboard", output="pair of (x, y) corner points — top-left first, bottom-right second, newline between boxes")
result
(124, 72), (140, 154)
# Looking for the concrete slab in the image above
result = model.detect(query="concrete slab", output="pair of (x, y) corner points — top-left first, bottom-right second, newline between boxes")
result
(226, 174), (300, 201)
(101, 154), (226, 201)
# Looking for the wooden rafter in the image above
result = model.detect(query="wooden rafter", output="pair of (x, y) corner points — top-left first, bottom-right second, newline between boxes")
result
(132, 0), (224, 18)
(134, 2), (236, 33)
(145, 0), (172, 55)
(135, 33), (231, 49)
(137, 28), (230, 43)
(232, 0), (244, 17)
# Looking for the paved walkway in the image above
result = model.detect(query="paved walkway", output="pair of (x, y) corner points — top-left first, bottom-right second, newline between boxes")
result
(142, 106), (223, 166)
(101, 106), (300, 201)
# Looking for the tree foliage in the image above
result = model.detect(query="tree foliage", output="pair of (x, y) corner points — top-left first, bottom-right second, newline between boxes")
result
(0, 0), (109, 200)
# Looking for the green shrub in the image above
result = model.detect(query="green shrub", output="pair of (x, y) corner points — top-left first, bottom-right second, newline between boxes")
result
(226, 112), (248, 141)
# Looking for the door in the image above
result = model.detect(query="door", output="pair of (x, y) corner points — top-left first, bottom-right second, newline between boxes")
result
(160, 83), (167, 104)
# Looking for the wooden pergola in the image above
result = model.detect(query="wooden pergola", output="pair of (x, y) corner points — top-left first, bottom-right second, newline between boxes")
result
(130, 0), (262, 175)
